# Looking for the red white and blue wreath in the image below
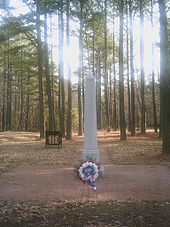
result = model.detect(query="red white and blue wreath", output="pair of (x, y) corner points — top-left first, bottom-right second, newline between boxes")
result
(74, 160), (104, 190)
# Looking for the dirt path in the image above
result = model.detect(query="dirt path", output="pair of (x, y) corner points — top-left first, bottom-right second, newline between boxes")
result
(0, 163), (170, 201)
(99, 145), (112, 165)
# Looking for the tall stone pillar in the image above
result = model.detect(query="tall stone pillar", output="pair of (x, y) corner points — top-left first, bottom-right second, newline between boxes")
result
(82, 72), (99, 162)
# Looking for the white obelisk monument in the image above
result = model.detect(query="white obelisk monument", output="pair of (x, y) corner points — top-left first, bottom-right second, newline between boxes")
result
(82, 72), (99, 162)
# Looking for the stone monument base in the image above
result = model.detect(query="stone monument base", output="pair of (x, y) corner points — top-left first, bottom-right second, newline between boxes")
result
(82, 149), (99, 163)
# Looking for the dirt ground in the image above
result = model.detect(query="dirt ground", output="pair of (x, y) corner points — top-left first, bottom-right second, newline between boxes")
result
(0, 130), (170, 226)
(1, 200), (170, 227)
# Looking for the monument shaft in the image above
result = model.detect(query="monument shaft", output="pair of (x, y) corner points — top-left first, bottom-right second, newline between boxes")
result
(82, 74), (99, 162)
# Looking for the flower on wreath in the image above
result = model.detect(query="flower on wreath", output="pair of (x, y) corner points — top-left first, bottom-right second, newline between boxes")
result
(73, 158), (104, 190)
(78, 161), (99, 182)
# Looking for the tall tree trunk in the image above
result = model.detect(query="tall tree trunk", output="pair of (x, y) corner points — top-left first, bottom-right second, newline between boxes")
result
(82, 5), (85, 132)
(18, 50), (24, 130)
(97, 52), (102, 130)
(85, 23), (90, 70)
(82, 55), (85, 133)
(140, 0), (146, 133)
(158, 0), (170, 153)
(159, 68), (163, 137)
(25, 66), (30, 131)
(151, 0), (158, 133)
(66, 0), (72, 140)
(59, 75), (62, 132)
(119, 0), (126, 140)
(49, 15), (56, 130)
(2, 71), (6, 131)
(129, 0), (135, 136)
(14, 83), (17, 130)
(36, 3), (45, 138)
(6, 35), (12, 130)
(59, 1), (65, 137)
(58, 10), (62, 132)
(92, 23), (95, 76)
(109, 68), (112, 127)
(126, 1), (131, 132)
(104, 0), (110, 131)
(113, 16), (117, 131)
(78, 0), (83, 136)
(2, 53), (6, 131)
(44, 12), (55, 131)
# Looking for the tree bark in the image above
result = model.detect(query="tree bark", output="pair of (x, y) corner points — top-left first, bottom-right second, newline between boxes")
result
(58, 10), (62, 132)
(25, 66), (30, 131)
(159, 69), (163, 137)
(18, 50), (24, 130)
(2, 71), (6, 131)
(158, 0), (170, 153)
(49, 15), (56, 131)
(78, 0), (83, 136)
(92, 23), (95, 76)
(129, 0), (135, 136)
(140, 0), (146, 133)
(36, 2), (45, 138)
(151, 0), (158, 133)
(113, 16), (117, 131)
(97, 52), (102, 130)
(119, 0), (126, 140)
(126, 1), (131, 132)
(82, 56), (85, 133)
(104, 0), (110, 131)
(109, 68), (112, 127)
(66, 0), (72, 140)
(59, 1), (65, 137)
(6, 35), (12, 130)
(2, 53), (6, 131)
(44, 12), (55, 131)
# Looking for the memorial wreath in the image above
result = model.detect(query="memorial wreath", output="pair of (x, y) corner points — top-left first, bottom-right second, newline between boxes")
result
(74, 159), (104, 190)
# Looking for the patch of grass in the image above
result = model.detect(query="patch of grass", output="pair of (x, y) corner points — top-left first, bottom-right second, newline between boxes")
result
(0, 132), (40, 144)
(107, 140), (170, 165)
(0, 200), (170, 226)
(0, 143), (80, 174)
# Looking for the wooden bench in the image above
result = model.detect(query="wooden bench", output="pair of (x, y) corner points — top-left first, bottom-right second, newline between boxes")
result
(45, 131), (62, 148)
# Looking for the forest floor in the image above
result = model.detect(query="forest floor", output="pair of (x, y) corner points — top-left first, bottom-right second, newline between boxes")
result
(0, 130), (170, 226)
